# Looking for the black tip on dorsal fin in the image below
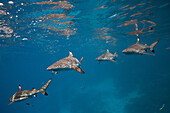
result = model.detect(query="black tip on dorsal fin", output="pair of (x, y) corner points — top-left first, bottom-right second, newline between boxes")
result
(19, 84), (22, 91)
(69, 50), (74, 57)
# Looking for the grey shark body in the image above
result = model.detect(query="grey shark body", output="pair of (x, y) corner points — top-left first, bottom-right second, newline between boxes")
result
(122, 23), (160, 55)
(122, 38), (160, 55)
(9, 79), (51, 105)
(47, 51), (85, 74)
(96, 49), (118, 62)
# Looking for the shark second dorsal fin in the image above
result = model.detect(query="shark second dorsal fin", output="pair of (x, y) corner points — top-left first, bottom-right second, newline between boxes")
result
(107, 49), (109, 53)
(19, 84), (22, 91)
(32, 88), (36, 91)
(136, 37), (139, 44)
(69, 51), (74, 57)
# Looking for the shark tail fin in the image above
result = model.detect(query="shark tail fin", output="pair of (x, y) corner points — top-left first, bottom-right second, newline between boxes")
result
(150, 39), (160, 53)
(39, 78), (52, 96)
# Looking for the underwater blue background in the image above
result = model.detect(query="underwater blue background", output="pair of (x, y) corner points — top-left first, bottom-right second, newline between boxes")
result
(0, 0), (170, 113)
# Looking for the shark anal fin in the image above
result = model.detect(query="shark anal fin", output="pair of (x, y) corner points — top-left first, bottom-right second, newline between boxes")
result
(71, 65), (85, 74)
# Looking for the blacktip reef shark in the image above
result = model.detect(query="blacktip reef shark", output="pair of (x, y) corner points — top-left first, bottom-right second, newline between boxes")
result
(47, 51), (85, 74)
(122, 38), (160, 55)
(96, 49), (118, 62)
(9, 79), (51, 105)
(122, 23), (160, 55)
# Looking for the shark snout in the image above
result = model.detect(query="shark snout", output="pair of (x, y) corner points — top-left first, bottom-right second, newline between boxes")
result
(47, 67), (51, 70)
(122, 49), (127, 53)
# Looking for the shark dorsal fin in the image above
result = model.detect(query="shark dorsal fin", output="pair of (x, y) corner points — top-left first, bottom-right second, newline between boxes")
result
(69, 51), (74, 57)
(19, 84), (22, 91)
(107, 49), (109, 53)
(136, 38), (139, 44)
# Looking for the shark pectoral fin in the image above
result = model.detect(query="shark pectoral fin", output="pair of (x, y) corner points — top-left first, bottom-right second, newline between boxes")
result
(71, 65), (85, 74)
(139, 52), (155, 56)
(8, 101), (14, 106)
(80, 57), (84, 64)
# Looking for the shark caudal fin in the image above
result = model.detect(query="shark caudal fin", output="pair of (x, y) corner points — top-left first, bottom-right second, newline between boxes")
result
(39, 79), (51, 96)
(150, 39), (160, 53)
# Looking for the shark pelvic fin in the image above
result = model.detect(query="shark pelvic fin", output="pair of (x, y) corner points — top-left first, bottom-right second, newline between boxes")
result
(19, 84), (22, 91)
(69, 51), (74, 57)
(71, 65), (85, 74)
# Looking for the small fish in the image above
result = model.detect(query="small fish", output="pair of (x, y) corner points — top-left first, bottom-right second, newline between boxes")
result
(26, 103), (33, 107)
(9, 79), (51, 105)
(160, 104), (165, 110)
(96, 49), (118, 63)
(47, 51), (85, 74)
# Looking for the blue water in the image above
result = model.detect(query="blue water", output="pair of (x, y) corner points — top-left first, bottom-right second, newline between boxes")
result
(0, 0), (170, 113)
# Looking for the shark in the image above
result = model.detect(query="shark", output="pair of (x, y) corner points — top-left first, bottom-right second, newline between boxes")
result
(122, 23), (160, 55)
(47, 51), (85, 74)
(122, 38), (160, 55)
(9, 78), (51, 105)
(96, 49), (118, 62)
